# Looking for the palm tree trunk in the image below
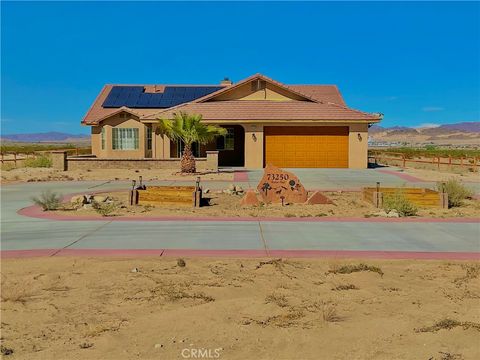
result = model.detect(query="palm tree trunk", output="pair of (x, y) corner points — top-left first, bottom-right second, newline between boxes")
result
(181, 143), (196, 173)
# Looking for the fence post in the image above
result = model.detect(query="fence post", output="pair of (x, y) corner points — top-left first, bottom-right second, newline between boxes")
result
(402, 154), (406, 168)
(51, 151), (68, 171)
(14, 152), (17, 166)
(437, 156), (440, 170)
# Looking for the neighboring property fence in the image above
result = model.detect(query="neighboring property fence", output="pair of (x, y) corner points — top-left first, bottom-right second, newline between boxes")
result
(0, 148), (86, 166)
(368, 151), (479, 172)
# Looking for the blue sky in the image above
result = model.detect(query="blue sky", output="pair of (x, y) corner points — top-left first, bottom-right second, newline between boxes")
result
(1, 1), (479, 134)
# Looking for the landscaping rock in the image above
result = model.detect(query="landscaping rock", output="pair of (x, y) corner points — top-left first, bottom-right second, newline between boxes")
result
(305, 191), (334, 205)
(204, 188), (210, 194)
(240, 190), (261, 207)
(228, 184), (236, 192)
(257, 165), (307, 204)
(372, 210), (388, 217)
(236, 186), (244, 194)
(387, 210), (400, 218)
(83, 204), (93, 210)
(70, 195), (86, 205)
(92, 195), (108, 203)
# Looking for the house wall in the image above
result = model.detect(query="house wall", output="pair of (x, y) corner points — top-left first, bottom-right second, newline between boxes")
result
(91, 118), (369, 169)
(209, 82), (304, 102)
(91, 116), (147, 158)
(207, 121), (369, 169)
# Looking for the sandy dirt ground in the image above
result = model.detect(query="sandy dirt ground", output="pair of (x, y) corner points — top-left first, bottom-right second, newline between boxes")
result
(57, 191), (480, 219)
(399, 167), (480, 183)
(1, 257), (479, 360)
(0, 167), (233, 184)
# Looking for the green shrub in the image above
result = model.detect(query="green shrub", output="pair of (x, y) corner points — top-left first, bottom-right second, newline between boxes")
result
(92, 201), (117, 216)
(24, 155), (52, 168)
(31, 190), (62, 211)
(383, 190), (418, 217)
(438, 179), (473, 208)
(1, 163), (16, 171)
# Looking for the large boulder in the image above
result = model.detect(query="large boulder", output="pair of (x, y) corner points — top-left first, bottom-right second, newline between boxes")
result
(257, 164), (307, 204)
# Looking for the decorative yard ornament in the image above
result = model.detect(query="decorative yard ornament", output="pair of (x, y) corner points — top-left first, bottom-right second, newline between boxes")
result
(257, 164), (308, 204)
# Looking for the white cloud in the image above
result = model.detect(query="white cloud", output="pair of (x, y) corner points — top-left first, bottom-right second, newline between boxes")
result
(415, 123), (441, 129)
(422, 106), (444, 112)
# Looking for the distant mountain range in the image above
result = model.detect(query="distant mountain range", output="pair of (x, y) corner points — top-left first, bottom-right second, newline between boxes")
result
(369, 122), (480, 145)
(1, 132), (90, 143)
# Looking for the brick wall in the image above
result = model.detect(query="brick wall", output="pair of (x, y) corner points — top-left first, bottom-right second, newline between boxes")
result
(66, 157), (207, 171)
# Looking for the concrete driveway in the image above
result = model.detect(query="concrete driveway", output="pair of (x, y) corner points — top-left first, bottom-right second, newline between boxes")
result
(1, 168), (479, 259)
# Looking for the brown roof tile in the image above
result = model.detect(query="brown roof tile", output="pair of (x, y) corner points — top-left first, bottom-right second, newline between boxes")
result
(143, 100), (379, 121)
(82, 74), (379, 125)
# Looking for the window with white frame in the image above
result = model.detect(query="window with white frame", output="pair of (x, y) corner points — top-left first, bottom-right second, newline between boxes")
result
(112, 128), (139, 150)
(216, 128), (234, 151)
(146, 126), (152, 150)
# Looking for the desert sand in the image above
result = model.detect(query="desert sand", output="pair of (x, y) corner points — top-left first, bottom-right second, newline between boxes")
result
(56, 191), (480, 219)
(0, 167), (233, 184)
(1, 257), (479, 360)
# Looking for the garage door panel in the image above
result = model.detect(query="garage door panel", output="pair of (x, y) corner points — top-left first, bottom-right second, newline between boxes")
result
(265, 126), (349, 168)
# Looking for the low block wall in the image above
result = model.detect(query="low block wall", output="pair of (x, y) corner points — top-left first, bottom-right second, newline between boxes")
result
(66, 157), (207, 171)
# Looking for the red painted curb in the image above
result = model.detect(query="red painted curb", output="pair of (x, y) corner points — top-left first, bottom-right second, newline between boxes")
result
(1, 248), (479, 260)
(233, 171), (249, 182)
(17, 205), (480, 223)
(376, 169), (426, 182)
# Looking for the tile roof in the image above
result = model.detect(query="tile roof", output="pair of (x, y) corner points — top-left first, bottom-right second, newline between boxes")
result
(82, 74), (379, 125)
(142, 100), (379, 121)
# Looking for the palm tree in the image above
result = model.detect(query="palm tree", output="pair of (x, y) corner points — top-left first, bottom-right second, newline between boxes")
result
(158, 111), (227, 173)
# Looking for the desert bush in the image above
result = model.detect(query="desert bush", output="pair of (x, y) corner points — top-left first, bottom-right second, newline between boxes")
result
(265, 293), (289, 307)
(438, 179), (473, 208)
(329, 263), (384, 277)
(415, 318), (480, 333)
(1, 163), (16, 171)
(31, 190), (62, 211)
(383, 190), (418, 217)
(24, 155), (52, 168)
(322, 302), (341, 322)
(92, 201), (117, 216)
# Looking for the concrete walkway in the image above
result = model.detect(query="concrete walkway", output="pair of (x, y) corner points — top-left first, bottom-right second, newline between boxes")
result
(1, 169), (479, 259)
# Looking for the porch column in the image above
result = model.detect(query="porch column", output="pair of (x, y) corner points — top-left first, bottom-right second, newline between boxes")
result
(244, 124), (264, 169)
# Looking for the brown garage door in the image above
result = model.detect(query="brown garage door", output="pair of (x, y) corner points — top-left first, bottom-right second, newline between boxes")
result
(264, 126), (349, 168)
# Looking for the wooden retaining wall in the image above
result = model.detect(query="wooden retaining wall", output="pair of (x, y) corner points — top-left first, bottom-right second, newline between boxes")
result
(133, 186), (202, 207)
(363, 187), (448, 208)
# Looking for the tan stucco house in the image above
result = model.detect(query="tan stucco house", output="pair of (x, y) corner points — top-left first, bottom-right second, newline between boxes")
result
(82, 74), (381, 168)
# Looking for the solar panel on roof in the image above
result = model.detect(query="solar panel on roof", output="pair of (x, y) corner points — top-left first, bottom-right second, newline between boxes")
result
(102, 85), (224, 108)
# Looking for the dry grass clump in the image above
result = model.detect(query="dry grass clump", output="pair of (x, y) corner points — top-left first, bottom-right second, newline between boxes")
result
(332, 284), (358, 291)
(177, 258), (186, 267)
(31, 190), (62, 211)
(92, 201), (117, 217)
(322, 302), (342, 322)
(265, 293), (289, 308)
(383, 190), (418, 217)
(1, 281), (35, 304)
(438, 179), (473, 207)
(161, 284), (214, 303)
(328, 263), (384, 277)
(454, 264), (480, 285)
(415, 319), (480, 333)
